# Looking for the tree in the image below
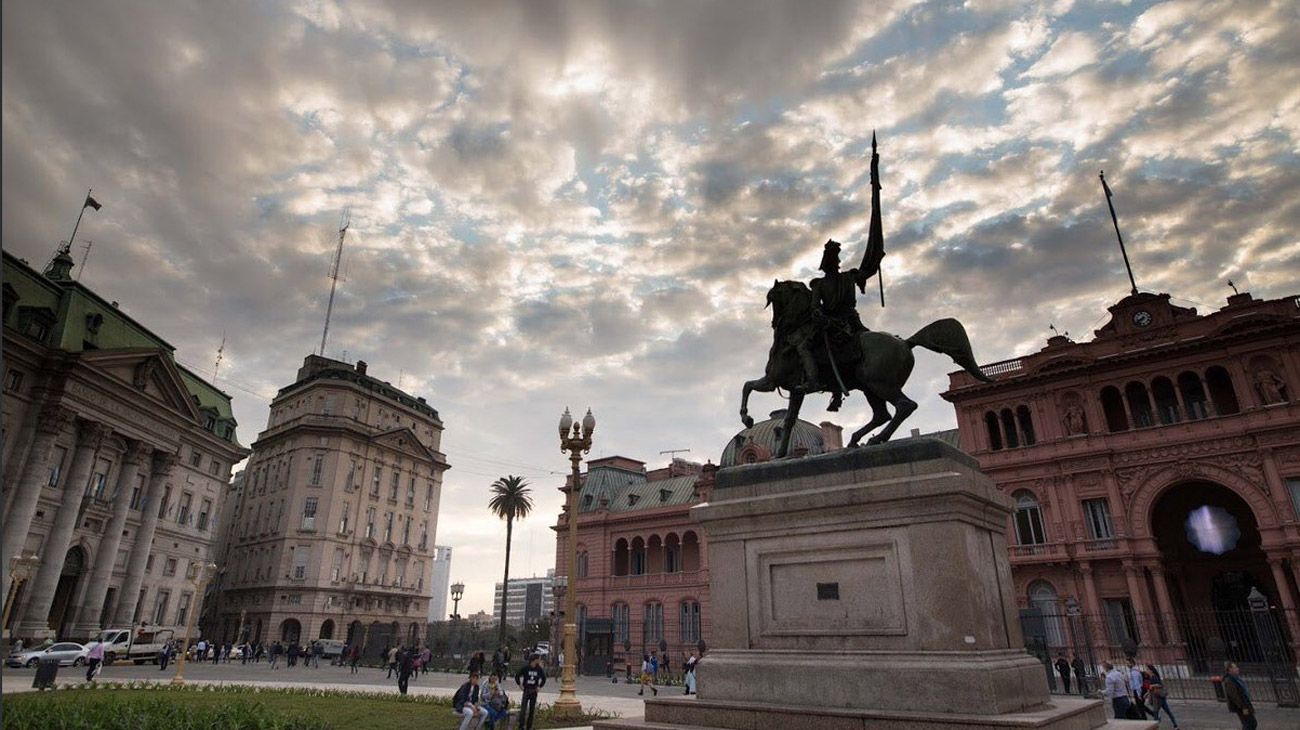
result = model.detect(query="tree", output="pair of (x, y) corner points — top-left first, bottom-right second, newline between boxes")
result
(489, 475), (534, 651)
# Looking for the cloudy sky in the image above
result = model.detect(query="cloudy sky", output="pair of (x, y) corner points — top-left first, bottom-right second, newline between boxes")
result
(4, 0), (1298, 615)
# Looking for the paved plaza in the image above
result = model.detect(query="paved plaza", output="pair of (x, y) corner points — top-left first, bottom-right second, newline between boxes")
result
(3, 661), (1299, 729)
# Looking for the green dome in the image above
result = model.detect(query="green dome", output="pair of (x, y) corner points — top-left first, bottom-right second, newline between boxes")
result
(720, 409), (826, 466)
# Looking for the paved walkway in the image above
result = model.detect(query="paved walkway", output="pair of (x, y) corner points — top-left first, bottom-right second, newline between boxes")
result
(5, 662), (1298, 729)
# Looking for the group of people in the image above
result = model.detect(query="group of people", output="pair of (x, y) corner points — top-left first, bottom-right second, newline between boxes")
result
(1100, 658), (1179, 726)
(451, 654), (548, 730)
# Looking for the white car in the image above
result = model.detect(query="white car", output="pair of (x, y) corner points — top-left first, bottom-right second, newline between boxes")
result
(6, 642), (89, 668)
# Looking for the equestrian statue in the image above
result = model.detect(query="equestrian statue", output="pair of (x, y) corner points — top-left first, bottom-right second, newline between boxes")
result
(739, 133), (991, 457)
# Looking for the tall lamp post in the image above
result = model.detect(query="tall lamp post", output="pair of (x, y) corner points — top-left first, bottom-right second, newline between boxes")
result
(172, 561), (217, 686)
(552, 576), (568, 667)
(555, 407), (594, 717)
(4, 553), (41, 637)
(451, 581), (465, 620)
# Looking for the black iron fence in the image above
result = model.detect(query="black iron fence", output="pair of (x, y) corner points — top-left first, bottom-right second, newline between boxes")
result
(1020, 601), (1300, 707)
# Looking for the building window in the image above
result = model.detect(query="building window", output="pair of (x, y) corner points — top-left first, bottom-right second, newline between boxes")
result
(153, 591), (171, 625)
(365, 507), (376, 538)
(1013, 491), (1047, 545)
(209, 460), (222, 477)
(293, 547), (308, 580)
(310, 454), (324, 486)
(175, 592), (192, 626)
(177, 492), (193, 525)
(425, 482), (433, 511)
(190, 449), (202, 468)
(1015, 405), (1036, 445)
(419, 521), (428, 550)
(4, 369), (23, 392)
(1206, 365), (1240, 415)
(129, 474), (145, 510)
(1286, 478), (1300, 522)
(145, 554), (155, 574)
(287, 594), (302, 605)
(47, 446), (68, 486)
(158, 487), (172, 519)
(163, 557), (178, 577)
(197, 499), (212, 531)
(613, 603), (630, 645)
(1125, 382), (1154, 428)
(340, 502), (351, 534)
(384, 512), (394, 542)
(1151, 376), (1181, 425)
(345, 460), (357, 490)
(1103, 597), (1139, 644)
(407, 477), (416, 507)
(680, 601), (701, 643)
(401, 515), (411, 545)
(332, 548), (344, 581)
(987, 409), (1008, 448)
(372, 468), (382, 496)
(302, 497), (318, 530)
(390, 471), (400, 501)
(1177, 371), (1210, 420)
(1082, 498), (1114, 540)
(643, 602), (663, 645)
(577, 551), (589, 578)
(1100, 386), (1129, 432)
(90, 459), (111, 501)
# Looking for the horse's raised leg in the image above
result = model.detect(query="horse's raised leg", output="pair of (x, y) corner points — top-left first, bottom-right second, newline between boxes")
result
(867, 390), (917, 445)
(740, 376), (774, 429)
(847, 391), (891, 447)
(776, 391), (804, 458)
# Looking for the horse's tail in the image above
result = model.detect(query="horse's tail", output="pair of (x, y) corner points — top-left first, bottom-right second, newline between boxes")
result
(906, 318), (992, 383)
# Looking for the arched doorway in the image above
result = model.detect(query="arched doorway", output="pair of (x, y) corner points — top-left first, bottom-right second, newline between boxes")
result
(1151, 480), (1274, 666)
(280, 618), (302, 643)
(49, 547), (87, 639)
(346, 620), (362, 646)
(319, 619), (335, 640)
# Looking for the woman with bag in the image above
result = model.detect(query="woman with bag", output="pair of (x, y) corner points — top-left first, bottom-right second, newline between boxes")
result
(1143, 665), (1179, 728)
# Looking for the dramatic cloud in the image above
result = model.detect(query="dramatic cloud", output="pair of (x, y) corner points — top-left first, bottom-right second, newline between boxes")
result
(5, 0), (1299, 614)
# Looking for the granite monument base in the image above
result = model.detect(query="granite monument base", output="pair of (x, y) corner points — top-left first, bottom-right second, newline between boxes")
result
(593, 439), (1151, 730)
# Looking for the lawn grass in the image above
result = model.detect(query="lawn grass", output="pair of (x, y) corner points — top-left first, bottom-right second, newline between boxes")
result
(2, 684), (615, 730)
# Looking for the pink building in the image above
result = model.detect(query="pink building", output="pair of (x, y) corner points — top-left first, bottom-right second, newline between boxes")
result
(553, 412), (839, 673)
(943, 290), (1300, 680)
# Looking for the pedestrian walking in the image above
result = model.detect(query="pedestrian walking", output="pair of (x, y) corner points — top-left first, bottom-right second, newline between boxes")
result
(349, 643), (362, 674)
(492, 647), (506, 682)
(514, 654), (547, 730)
(196, 638), (207, 663)
(85, 640), (105, 682)
(683, 652), (698, 695)
(453, 673), (485, 730)
(1102, 662), (1131, 720)
(1142, 665), (1179, 728)
(1070, 653), (1087, 695)
(421, 646), (432, 675)
(638, 653), (658, 696)
(1053, 653), (1071, 694)
(480, 673), (511, 730)
(311, 641), (322, 668)
(269, 640), (283, 669)
(287, 642), (300, 668)
(468, 650), (485, 676)
(158, 642), (172, 671)
(396, 646), (415, 695)
(387, 645), (400, 678)
(1223, 662), (1256, 730)
(1127, 659), (1148, 719)
(211, 641), (221, 664)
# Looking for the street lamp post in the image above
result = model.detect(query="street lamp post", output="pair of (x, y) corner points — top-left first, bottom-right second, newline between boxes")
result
(3, 553), (41, 637)
(555, 407), (594, 717)
(172, 562), (217, 686)
(451, 581), (465, 620)
(552, 577), (567, 668)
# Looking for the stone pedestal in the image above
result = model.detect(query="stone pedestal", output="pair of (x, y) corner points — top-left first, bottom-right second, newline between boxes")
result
(595, 438), (1153, 730)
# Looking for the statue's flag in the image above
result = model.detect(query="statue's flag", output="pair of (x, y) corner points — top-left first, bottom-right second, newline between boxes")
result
(83, 194), (102, 211)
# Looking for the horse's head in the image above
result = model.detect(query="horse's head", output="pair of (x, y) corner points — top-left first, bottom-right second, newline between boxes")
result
(765, 279), (813, 330)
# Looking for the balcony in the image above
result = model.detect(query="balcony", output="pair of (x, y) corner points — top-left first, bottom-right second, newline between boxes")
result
(1008, 542), (1069, 564)
(1079, 537), (1121, 555)
(606, 570), (706, 589)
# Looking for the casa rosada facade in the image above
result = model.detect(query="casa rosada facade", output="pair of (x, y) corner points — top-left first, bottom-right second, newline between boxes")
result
(943, 290), (1300, 658)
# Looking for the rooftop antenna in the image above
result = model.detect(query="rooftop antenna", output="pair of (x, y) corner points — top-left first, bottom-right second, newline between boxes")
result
(1228, 279), (1239, 295)
(397, 368), (405, 390)
(1099, 171), (1138, 296)
(213, 331), (226, 383)
(659, 449), (691, 459)
(319, 209), (350, 357)
(75, 241), (92, 281)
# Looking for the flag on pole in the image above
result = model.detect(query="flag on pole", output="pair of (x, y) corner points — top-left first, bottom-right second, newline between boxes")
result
(83, 194), (102, 211)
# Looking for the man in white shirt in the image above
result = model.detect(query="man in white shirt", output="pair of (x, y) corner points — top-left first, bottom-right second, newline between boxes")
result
(1127, 660), (1148, 719)
(1102, 662), (1131, 719)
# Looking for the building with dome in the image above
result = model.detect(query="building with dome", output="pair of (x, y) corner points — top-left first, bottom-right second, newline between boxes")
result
(552, 411), (840, 673)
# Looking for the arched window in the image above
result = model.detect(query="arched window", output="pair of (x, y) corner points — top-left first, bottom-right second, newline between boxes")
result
(643, 602), (663, 647)
(1101, 386), (1129, 432)
(1125, 382), (1154, 428)
(613, 602), (630, 645)
(680, 600), (702, 643)
(664, 534), (680, 573)
(613, 539), (629, 577)
(681, 531), (701, 571)
(576, 548), (589, 578)
(1151, 376), (1181, 425)
(647, 535), (664, 573)
(1177, 372), (1209, 420)
(1016, 405), (1036, 446)
(1206, 366), (1240, 415)
(630, 538), (646, 575)
(319, 619), (335, 640)
(1013, 491), (1047, 546)
(1000, 408), (1020, 448)
(1029, 581), (1066, 648)
(280, 618), (301, 643)
(984, 411), (1003, 450)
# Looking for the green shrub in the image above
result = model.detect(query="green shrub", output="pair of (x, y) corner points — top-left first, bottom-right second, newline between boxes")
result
(2, 694), (326, 730)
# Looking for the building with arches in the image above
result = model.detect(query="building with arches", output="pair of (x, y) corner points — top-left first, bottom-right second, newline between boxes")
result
(943, 289), (1300, 664)
(554, 411), (841, 672)
(2, 250), (248, 643)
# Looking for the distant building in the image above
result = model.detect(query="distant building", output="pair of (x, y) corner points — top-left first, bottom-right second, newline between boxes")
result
(213, 354), (449, 655)
(554, 412), (842, 672)
(944, 290), (1300, 662)
(426, 546), (453, 623)
(2, 250), (248, 642)
(466, 609), (495, 631)
(493, 571), (555, 627)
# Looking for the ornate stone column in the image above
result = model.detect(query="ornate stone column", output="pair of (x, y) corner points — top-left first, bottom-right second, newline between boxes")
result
(1, 405), (74, 606)
(15, 420), (109, 639)
(69, 440), (151, 637)
(1147, 563), (1178, 647)
(112, 451), (178, 627)
(1267, 556), (1300, 652)
(1121, 561), (1155, 647)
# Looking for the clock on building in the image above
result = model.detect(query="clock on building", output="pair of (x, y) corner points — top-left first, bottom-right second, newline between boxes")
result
(1132, 310), (1152, 327)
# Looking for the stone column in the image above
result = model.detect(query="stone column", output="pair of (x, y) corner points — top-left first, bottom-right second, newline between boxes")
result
(15, 420), (109, 639)
(112, 451), (178, 627)
(1122, 562), (1154, 647)
(1148, 563), (1178, 646)
(1267, 557), (1300, 652)
(68, 440), (151, 637)
(1, 405), (75, 605)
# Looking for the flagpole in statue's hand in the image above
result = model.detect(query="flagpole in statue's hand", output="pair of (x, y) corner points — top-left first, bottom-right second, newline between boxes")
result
(867, 132), (885, 307)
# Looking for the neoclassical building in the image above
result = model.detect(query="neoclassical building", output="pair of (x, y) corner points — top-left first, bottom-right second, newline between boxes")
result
(554, 412), (841, 672)
(2, 250), (247, 642)
(213, 355), (448, 655)
(943, 290), (1300, 660)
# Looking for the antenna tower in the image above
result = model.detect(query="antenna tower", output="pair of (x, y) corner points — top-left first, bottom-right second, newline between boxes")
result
(659, 449), (692, 459)
(319, 210), (350, 357)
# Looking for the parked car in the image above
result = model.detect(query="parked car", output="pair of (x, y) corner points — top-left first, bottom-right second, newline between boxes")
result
(6, 642), (89, 668)
(533, 642), (551, 659)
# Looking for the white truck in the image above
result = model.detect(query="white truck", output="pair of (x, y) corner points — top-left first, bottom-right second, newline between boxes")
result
(88, 627), (176, 665)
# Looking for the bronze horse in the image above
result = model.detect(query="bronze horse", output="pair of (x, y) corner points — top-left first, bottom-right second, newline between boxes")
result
(740, 280), (991, 457)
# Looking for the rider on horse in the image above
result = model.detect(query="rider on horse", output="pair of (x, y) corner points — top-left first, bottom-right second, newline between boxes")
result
(801, 237), (884, 410)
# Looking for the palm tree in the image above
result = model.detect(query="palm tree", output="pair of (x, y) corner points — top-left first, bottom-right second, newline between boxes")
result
(489, 475), (534, 651)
